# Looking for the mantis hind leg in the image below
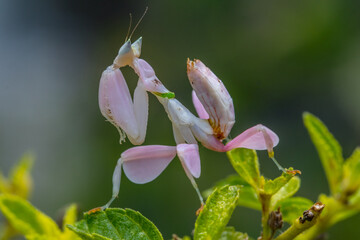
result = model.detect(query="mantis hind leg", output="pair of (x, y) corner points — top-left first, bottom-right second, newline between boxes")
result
(101, 158), (122, 210)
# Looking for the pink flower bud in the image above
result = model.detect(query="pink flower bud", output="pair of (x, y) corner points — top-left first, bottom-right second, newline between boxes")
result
(187, 59), (235, 140)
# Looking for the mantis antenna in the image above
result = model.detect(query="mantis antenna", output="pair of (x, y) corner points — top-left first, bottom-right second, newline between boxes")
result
(128, 6), (148, 41)
(124, 13), (132, 42)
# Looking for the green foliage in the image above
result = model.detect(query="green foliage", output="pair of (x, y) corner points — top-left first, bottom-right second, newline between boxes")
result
(219, 227), (251, 240)
(227, 149), (260, 190)
(269, 177), (300, 210)
(0, 153), (33, 199)
(342, 147), (360, 196)
(68, 208), (163, 240)
(297, 113), (360, 240)
(0, 194), (80, 240)
(263, 171), (295, 196)
(194, 185), (241, 240)
(275, 197), (313, 224)
(0, 154), (34, 240)
(303, 112), (343, 195)
(3, 113), (360, 240)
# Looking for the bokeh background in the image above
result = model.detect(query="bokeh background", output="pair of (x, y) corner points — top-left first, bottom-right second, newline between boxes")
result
(1, 0), (360, 239)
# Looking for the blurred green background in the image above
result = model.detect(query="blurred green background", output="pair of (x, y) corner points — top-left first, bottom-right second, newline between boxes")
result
(0, 0), (359, 239)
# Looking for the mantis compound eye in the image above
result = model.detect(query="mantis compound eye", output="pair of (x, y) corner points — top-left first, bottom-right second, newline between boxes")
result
(113, 40), (134, 68)
(131, 37), (142, 58)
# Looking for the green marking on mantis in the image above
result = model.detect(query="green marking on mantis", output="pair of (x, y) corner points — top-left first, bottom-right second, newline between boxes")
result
(154, 92), (175, 99)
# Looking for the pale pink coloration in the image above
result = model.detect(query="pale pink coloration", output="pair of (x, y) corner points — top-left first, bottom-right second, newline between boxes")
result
(158, 97), (226, 153)
(224, 124), (279, 152)
(187, 59), (235, 140)
(122, 145), (177, 184)
(98, 67), (148, 145)
(176, 144), (201, 178)
(132, 58), (170, 94)
(192, 90), (209, 119)
(102, 143), (204, 209)
(112, 37), (172, 95)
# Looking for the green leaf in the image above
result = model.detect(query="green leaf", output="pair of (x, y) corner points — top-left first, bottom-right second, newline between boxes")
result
(270, 176), (300, 210)
(238, 186), (261, 211)
(303, 112), (343, 195)
(219, 227), (251, 240)
(203, 175), (260, 211)
(194, 185), (241, 240)
(275, 197), (313, 224)
(68, 208), (163, 240)
(318, 194), (359, 227)
(342, 147), (360, 195)
(0, 153), (33, 199)
(227, 149), (260, 190)
(0, 194), (61, 237)
(62, 204), (82, 240)
(263, 170), (295, 196)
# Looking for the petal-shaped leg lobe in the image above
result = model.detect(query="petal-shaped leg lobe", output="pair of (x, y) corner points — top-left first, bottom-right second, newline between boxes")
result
(128, 81), (149, 145)
(192, 90), (209, 119)
(177, 144), (201, 178)
(132, 58), (170, 93)
(122, 145), (177, 184)
(224, 124), (279, 151)
(98, 67), (139, 142)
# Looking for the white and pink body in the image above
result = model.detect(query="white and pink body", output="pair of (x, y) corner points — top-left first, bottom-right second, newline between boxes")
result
(98, 37), (280, 209)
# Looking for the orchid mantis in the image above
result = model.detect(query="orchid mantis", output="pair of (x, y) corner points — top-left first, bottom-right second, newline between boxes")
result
(98, 34), (282, 210)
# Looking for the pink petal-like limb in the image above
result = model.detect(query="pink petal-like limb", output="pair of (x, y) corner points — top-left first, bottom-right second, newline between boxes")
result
(98, 67), (139, 144)
(187, 59), (235, 140)
(102, 145), (176, 209)
(122, 145), (177, 184)
(176, 144), (204, 204)
(132, 58), (173, 95)
(177, 144), (201, 178)
(127, 81), (149, 145)
(224, 124), (284, 172)
(191, 124), (226, 152)
(192, 90), (209, 119)
(224, 124), (279, 151)
(99, 67), (149, 145)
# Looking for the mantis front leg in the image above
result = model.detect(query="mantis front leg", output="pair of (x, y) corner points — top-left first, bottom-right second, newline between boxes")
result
(98, 67), (149, 145)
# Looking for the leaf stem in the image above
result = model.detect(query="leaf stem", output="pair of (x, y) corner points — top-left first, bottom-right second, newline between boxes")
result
(275, 202), (325, 240)
(260, 193), (272, 240)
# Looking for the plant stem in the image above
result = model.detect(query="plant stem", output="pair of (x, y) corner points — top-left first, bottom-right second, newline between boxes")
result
(275, 202), (325, 240)
(259, 193), (272, 240)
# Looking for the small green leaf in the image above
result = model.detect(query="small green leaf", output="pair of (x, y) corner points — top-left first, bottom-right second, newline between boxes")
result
(263, 171), (294, 196)
(275, 197), (313, 223)
(303, 112), (343, 195)
(270, 177), (300, 210)
(219, 227), (251, 240)
(0, 194), (61, 237)
(68, 208), (163, 240)
(62, 204), (82, 240)
(194, 185), (241, 240)
(0, 154), (33, 199)
(202, 175), (260, 210)
(227, 149), (260, 190)
(342, 147), (360, 195)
